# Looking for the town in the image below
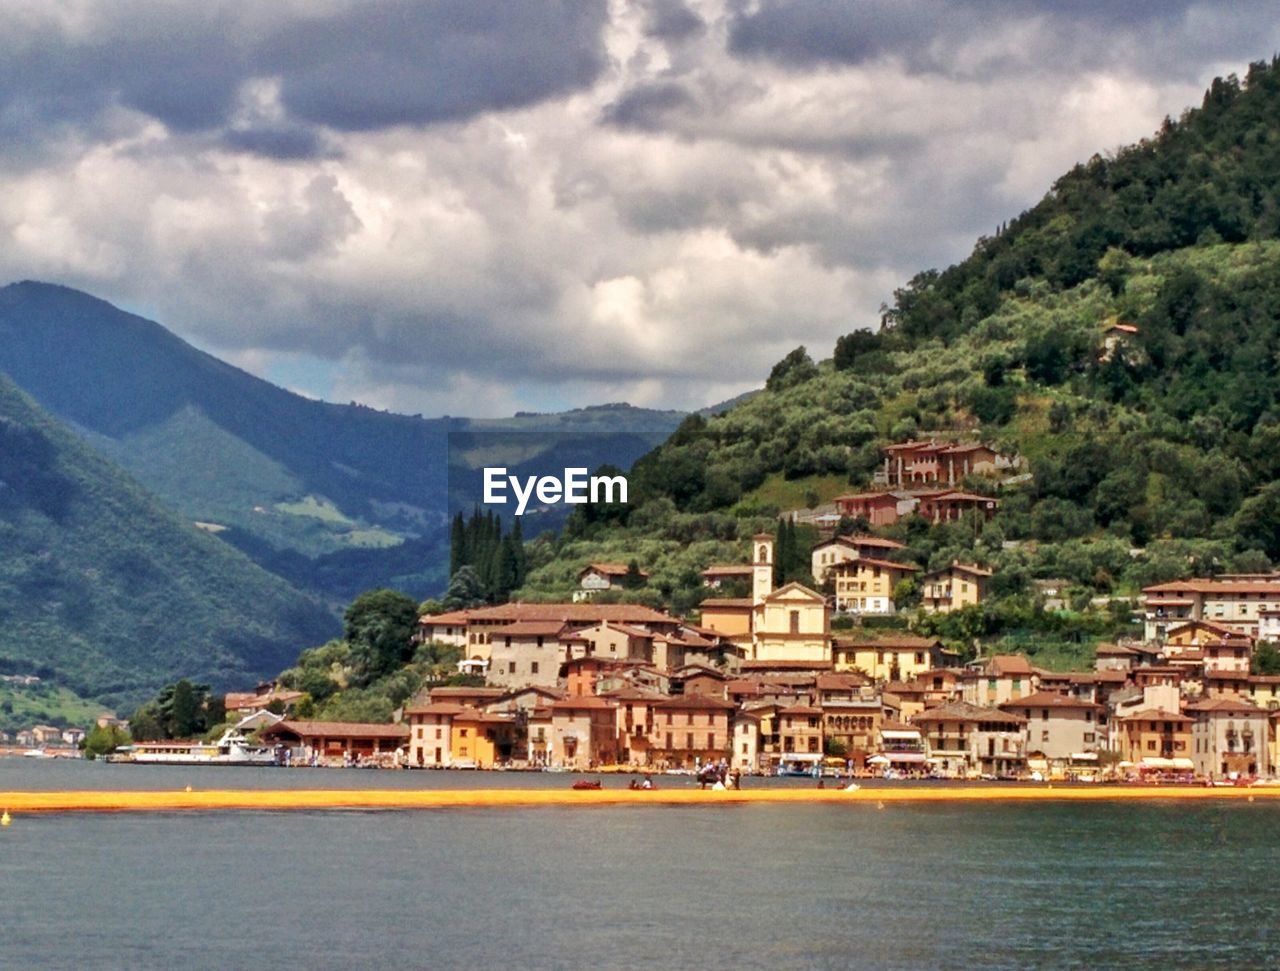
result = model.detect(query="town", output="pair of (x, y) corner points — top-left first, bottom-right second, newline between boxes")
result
(8, 435), (1279, 785)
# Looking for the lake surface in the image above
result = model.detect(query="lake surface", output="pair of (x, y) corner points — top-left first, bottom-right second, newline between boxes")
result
(3, 760), (1278, 969)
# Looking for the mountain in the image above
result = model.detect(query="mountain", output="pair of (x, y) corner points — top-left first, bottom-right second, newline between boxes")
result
(514, 58), (1280, 667)
(0, 282), (689, 603)
(0, 371), (337, 711)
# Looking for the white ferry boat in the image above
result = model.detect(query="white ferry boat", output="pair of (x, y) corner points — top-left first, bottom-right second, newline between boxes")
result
(118, 729), (280, 766)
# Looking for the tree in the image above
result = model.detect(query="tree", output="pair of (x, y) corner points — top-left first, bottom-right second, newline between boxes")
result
(344, 589), (421, 686)
(170, 680), (205, 738)
(82, 723), (130, 759)
(766, 346), (818, 392)
(442, 566), (488, 611)
(623, 558), (646, 590)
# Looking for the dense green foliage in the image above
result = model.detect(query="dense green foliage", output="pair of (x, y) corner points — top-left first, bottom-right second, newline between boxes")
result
(0, 373), (336, 710)
(277, 628), (468, 724)
(129, 680), (226, 741)
(344, 589), (422, 686)
(82, 722), (131, 758)
(517, 61), (1280, 662)
(448, 509), (528, 603)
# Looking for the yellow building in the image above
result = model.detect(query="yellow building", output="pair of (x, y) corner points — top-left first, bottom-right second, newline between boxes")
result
(920, 562), (991, 614)
(752, 582), (830, 664)
(831, 557), (919, 614)
(449, 710), (517, 767)
(833, 634), (950, 682)
(1117, 709), (1193, 767)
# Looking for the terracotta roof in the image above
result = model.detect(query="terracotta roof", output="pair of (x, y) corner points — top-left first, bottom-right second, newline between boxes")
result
(815, 672), (870, 690)
(833, 491), (898, 503)
(262, 720), (409, 739)
(487, 620), (569, 637)
(778, 704), (824, 716)
(816, 534), (906, 551)
(931, 561), (992, 578)
(404, 701), (472, 716)
(836, 556), (919, 573)
(466, 603), (677, 625)
(674, 663), (727, 680)
(920, 491), (998, 503)
(1120, 709), (1193, 723)
(701, 564), (754, 576)
(581, 562), (650, 578)
(1185, 697), (1268, 715)
(599, 686), (669, 702)
(1144, 579), (1280, 595)
(418, 610), (473, 625)
(988, 655), (1035, 676)
(1000, 691), (1103, 712)
(913, 702), (1026, 726)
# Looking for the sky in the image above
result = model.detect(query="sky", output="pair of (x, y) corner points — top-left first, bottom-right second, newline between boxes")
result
(1, 1), (1277, 418)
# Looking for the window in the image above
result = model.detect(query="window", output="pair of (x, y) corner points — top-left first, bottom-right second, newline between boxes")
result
(1147, 740), (1156, 751)
(531, 662), (539, 675)
(536, 636), (544, 647)
(666, 732), (672, 748)
(435, 728), (442, 740)
(508, 661), (516, 674)
(1083, 733), (1095, 743)
(504, 636), (511, 647)
(790, 610), (800, 634)
(686, 733), (693, 749)
(459, 729), (469, 738)
(1041, 730), (1050, 742)
(666, 712), (673, 726)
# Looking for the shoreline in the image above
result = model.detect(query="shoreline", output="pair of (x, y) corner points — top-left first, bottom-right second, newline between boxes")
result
(2, 785), (1278, 814)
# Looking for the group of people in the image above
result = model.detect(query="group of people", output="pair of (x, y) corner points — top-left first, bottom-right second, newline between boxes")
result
(697, 760), (741, 790)
(627, 775), (656, 789)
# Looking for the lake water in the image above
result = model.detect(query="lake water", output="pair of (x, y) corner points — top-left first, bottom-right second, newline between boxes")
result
(3, 760), (1278, 969)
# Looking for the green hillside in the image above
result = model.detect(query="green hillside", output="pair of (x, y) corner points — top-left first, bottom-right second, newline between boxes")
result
(0, 371), (336, 711)
(0, 283), (687, 603)
(515, 58), (1280, 663)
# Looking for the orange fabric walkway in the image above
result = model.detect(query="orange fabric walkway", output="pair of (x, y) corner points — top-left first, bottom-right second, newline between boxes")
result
(1, 785), (1277, 814)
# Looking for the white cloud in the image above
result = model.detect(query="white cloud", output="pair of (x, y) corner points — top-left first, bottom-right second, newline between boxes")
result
(0, 1), (1272, 416)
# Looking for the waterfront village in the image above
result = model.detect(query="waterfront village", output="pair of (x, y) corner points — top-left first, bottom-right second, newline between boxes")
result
(7, 438), (1280, 784)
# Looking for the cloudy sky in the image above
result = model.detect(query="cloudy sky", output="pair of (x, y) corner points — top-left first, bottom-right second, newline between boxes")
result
(1, 1), (1276, 417)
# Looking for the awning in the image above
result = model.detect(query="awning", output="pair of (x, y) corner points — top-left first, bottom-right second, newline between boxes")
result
(779, 753), (823, 763)
(1140, 757), (1194, 771)
(1069, 752), (1098, 762)
(881, 729), (922, 741)
(885, 752), (926, 763)
(867, 754), (891, 765)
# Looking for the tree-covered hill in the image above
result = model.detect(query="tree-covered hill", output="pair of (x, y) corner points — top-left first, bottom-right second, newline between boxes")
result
(0, 371), (336, 710)
(515, 58), (1280, 655)
(0, 282), (688, 603)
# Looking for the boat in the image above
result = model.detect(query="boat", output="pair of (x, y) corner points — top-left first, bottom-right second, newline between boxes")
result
(571, 779), (602, 790)
(117, 729), (280, 766)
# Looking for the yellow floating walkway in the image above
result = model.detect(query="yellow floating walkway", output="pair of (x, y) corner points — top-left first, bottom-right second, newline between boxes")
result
(0, 785), (1277, 815)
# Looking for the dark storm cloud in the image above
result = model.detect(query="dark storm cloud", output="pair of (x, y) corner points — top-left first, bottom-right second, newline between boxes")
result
(221, 126), (330, 161)
(725, 0), (1246, 80)
(0, 1), (609, 155)
(257, 1), (610, 131)
(0, 15), (245, 136)
(642, 0), (707, 42)
(601, 82), (696, 130)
